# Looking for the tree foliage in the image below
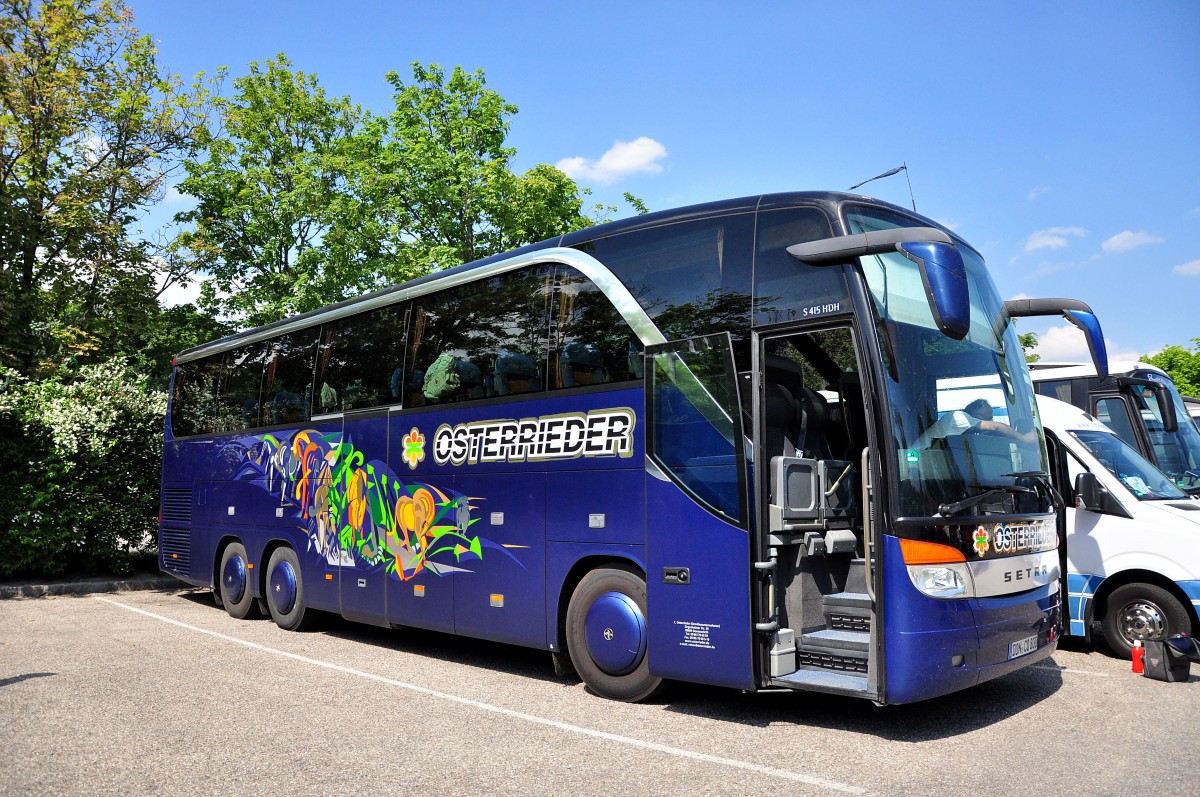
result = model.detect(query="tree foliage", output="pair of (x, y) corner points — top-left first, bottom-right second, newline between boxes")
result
(0, 0), (201, 375)
(171, 54), (368, 326)
(1142, 338), (1200, 397)
(1018, 331), (1040, 364)
(356, 62), (589, 279)
(0, 358), (166, 577)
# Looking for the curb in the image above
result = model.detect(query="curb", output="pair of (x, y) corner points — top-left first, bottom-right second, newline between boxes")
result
(0, 575), (184, 600)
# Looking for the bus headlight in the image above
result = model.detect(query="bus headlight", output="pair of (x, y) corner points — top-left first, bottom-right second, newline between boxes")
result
(906, 563), (975, 599)
(899, 538), (976, 599)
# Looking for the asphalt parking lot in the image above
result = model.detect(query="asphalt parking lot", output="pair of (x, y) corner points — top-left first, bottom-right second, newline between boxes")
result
(1, 585), (1196, 797)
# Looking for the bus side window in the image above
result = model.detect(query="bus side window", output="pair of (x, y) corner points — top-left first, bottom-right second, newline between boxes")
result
(212, 343), (268, 433)
(551, 266), (640, 390)
(313, 303), (408, 413)
(171, 355), (223, 437)
(262, 330), (318, 425)
(407, 266), (552, 406)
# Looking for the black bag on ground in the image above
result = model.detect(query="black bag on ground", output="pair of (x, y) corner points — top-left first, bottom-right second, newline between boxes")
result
(1142, 635), (1196, 682)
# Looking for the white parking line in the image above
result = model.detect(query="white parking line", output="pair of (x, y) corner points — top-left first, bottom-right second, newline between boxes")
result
(95, 596), (869, 795)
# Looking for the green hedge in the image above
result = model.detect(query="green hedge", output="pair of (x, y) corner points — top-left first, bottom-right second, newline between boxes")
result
(0, 360), (167, 578)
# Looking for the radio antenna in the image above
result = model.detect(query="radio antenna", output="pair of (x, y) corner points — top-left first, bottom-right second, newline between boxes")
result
(849, 163), (917, 212)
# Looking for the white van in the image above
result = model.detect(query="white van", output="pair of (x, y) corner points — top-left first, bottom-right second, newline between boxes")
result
(1037, 395), (1200, 658)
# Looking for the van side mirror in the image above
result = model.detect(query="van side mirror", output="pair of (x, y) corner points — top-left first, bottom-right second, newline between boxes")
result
(1073, 472), (1132, 517)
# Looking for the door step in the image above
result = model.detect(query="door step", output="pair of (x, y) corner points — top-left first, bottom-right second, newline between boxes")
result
(823, 591), (872, 632)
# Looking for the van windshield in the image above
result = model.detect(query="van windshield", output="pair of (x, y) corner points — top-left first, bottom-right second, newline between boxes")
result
(1069, 429), (1188, 500)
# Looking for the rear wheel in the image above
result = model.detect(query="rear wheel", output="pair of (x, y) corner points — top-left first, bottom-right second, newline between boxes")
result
(218, 542), (260, 620)
(566, 567), (664, 702)
(265, 547), (314, 631)
(1101, 582), (1191, 659)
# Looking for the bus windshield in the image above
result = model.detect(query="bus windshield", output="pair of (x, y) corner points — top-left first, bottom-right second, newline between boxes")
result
(845, 206), (1049, 518)
(1068, 428), (1187, 500)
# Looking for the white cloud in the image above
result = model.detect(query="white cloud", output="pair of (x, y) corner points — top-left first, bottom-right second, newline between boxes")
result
(1101, 230), (1164, 253)
(1028, 185), (1050, 201)
(1024, 226), (1086, 252)
(1173, 259), (1200, 277)
(1030, 324), (1142, 364)
(556, 137), (668, 185)
(1008, 292), (1033, 301)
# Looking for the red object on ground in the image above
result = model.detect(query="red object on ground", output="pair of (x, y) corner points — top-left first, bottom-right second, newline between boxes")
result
(1132, 639), (1145, 674)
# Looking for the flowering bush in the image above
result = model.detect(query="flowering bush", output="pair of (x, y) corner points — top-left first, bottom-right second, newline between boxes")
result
(0, 360), (167, 578)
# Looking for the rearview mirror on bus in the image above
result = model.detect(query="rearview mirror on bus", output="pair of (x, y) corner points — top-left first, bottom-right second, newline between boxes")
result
(786, 227), (970, 340)
(1118, 376), (1179, 434)
(1002, 298), (1109, 379)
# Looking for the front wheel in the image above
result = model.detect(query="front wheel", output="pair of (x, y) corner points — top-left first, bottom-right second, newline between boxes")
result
(1101, 582), (1191, 659)
(265, 547), (314, 631)
(566, 567), (664, 702)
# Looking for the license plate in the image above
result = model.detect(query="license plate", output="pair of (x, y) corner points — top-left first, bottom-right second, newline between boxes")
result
(1009, 634), (1038, 660)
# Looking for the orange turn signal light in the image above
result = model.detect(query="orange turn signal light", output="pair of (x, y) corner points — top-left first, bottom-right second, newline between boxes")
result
(900, 538), (967, 565)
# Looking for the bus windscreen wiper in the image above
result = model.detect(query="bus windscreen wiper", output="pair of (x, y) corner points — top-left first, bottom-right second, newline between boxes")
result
(1005, 470), (1065, 510)
(938, 483), (1036, 518)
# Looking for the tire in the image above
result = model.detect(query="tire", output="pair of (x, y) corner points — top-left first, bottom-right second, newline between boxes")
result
(1101, 582), (1192, 660)
(265, 547), (314, 631)
(218, 542), (261, 620)
(566, 567), (665, 702)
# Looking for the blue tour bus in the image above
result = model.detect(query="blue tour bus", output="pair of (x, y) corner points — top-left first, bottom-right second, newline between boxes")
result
(160, 191), (1107, 704)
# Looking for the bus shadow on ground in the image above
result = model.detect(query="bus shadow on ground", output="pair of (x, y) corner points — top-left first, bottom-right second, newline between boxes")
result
(175, 589), (1065, 737)
(662, 664), (1065, 740)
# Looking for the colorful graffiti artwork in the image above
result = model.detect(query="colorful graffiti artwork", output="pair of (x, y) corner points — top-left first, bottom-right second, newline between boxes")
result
(232, 429), (521, 580)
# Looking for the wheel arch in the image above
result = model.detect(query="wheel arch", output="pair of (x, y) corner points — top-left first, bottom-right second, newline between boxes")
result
(1094, 568), (1199, 633)
(553, 554), (646, 654)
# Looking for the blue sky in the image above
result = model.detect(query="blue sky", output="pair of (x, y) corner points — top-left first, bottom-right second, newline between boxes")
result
(134, 1), (1200, 362)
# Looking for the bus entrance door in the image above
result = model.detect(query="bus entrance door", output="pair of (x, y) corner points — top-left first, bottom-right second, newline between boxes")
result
(756, 327), (877, 698)
(644, 334), (755, 691)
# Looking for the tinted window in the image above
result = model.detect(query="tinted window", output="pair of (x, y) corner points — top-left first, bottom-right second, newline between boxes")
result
(576, 214), (754, 338)
(1094, 397), (1139, 450)
(217, 343), (269, 432)
(752, 206), (841, 326)
(552, 266), (641, 388)
(262, 331), (318, 424)
(314, 303), (408, 414)
(171, 355), (223, 437)
(408, 266), (552, 406)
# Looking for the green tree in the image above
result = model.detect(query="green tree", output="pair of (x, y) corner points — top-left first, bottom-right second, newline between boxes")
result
(0, 0), (200, 375)
(361, 62), (590, 280)
(1018, 331), (1040, 364)
(1142, 338), (1200, 397)
(172, 54), (372, 326)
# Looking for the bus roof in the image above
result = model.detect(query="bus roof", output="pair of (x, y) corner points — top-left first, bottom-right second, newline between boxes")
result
(1029, 361), (1168, 381)
(173, 190), (940, 364)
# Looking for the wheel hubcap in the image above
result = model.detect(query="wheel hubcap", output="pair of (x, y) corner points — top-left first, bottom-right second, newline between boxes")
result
(1120, 600), (1166, 643)
(270, 560), (297, 615)
(584, 592), (647, 676)
(222, 553), (246, 604)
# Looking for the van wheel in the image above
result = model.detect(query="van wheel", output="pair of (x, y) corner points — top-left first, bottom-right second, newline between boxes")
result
(1102, 583), (1191, 659)
(218, 542), (261, 620)
(265, 547), (314, 631)
(566, 567), (665, 702)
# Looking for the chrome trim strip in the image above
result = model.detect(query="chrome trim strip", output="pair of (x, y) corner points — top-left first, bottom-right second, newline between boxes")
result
(176, 248), (665, 364)
(968, 549), (1059, 598)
